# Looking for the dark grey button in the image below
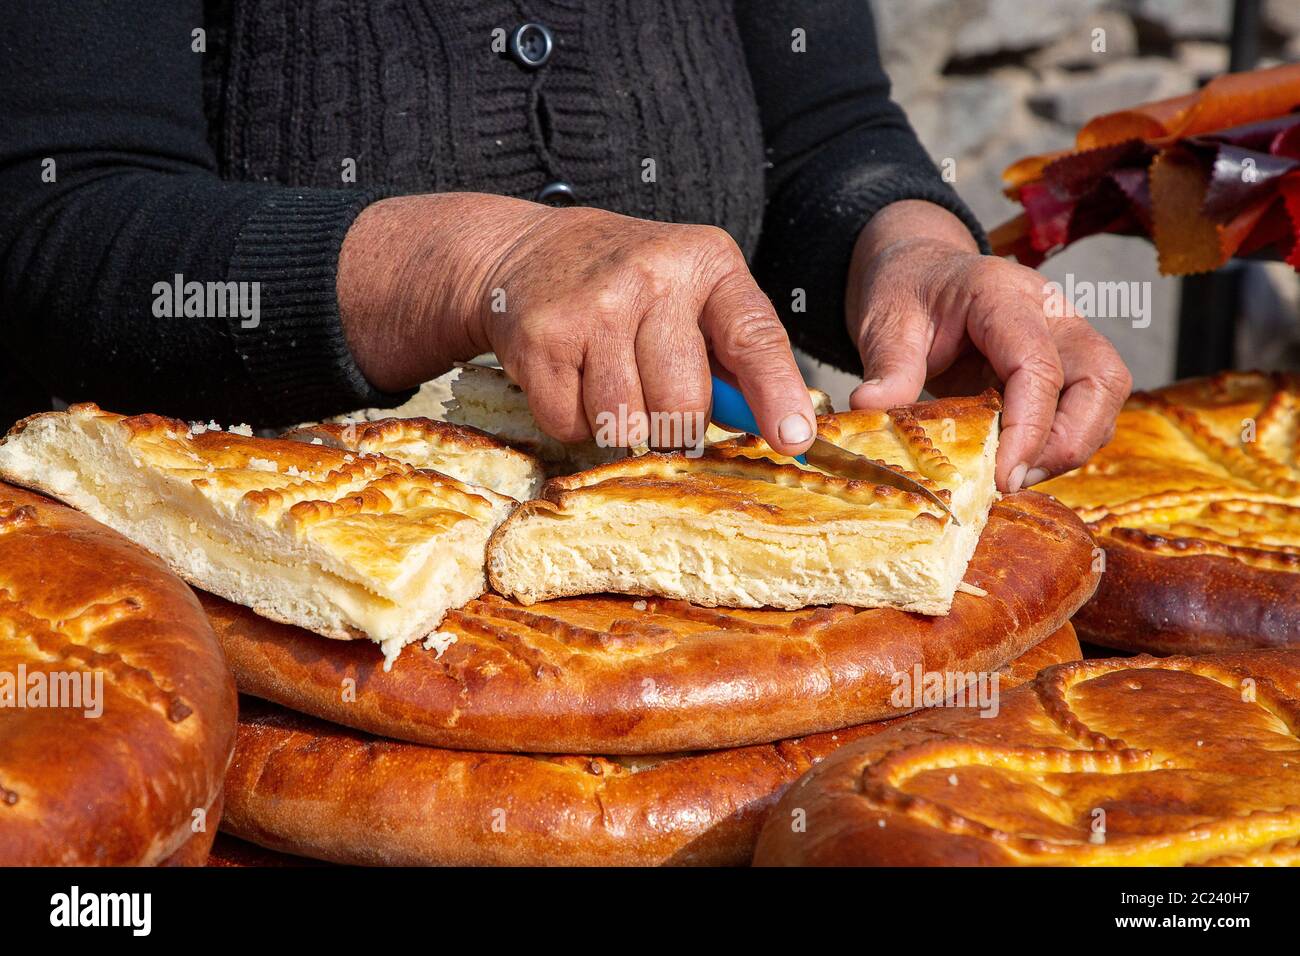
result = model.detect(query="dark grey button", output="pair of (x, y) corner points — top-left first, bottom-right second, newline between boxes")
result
(510, 23), (554, 69)
(536, 180), (576, 205)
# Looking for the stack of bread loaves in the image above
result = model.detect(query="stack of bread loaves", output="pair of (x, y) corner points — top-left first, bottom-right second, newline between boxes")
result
(0, 367), (1102, 865)
(757, 371), (1300, 867)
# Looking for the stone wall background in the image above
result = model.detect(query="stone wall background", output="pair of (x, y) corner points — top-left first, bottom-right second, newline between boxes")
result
(800, 0), (1300, 406)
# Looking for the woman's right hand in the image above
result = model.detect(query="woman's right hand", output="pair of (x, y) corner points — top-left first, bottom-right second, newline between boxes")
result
(337, 193), (816, 456)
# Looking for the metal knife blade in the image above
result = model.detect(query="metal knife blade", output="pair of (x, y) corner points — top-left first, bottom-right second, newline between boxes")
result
(803, 438), (960, 525)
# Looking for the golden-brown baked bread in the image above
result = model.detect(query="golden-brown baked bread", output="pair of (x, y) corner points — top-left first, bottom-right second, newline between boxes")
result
(0, 483), (236, 865)
(220, 624), (1080, 866)
(754, 648), (1300, 866)
(488, 393), (1001, 613)
(204, 489), (1097, 753)
(284, 417), (546, 501)
(158, 791), (223, 867)
(0, 404), (516, 666)
(1040, 372), (1300, 653)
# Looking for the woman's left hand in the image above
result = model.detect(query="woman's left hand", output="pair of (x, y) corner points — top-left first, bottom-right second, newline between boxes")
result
(846, 199), (1133, 493)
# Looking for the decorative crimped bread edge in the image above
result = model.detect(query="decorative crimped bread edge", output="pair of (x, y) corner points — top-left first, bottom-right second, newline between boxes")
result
(1071, 373), (1300, 577)
(1132, 389), (1300, 497)
(732, 389), (1002, 491)
(3, 403), (516, 520)
(533, 446), (953, 521)
(845, 654), (1300, 863)
(1095, 510), (1300, 573)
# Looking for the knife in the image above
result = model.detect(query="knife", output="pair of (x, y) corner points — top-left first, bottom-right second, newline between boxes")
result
(710, 377), (960, 525)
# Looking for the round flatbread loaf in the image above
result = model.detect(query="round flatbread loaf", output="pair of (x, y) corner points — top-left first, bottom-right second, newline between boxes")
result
(207, 490), (1097, 754)
(754, 648), (1300, 866)
(1041, 372), (1300, 653)
(221, 624), (1080, 866)
(0, 483), (237, 865)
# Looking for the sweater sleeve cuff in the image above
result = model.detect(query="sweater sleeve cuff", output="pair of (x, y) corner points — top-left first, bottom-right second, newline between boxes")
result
(753, 126), (990, 377)
(226, 187), (415, 425)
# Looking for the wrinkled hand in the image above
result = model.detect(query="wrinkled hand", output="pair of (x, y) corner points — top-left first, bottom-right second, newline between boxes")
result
(846, 200), (1132, 492)
(339, 193), (815, 455)
(478, 203), (817, 454)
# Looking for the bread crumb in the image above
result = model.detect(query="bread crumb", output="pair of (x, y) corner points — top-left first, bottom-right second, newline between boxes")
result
(423, 631), (457, 659)
(956, 581), (988, 597)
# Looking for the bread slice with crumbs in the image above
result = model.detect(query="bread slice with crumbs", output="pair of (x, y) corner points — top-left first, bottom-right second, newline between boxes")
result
(0, 404), (516, 667)
(284, 417), (546, 501)
(488, 393), (1001, 612)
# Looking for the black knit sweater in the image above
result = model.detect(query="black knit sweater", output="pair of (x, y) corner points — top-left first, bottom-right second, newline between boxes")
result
(0, 0), (986, 429)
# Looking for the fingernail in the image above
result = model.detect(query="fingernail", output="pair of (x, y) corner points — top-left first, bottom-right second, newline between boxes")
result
(1023, 467), (1049, 488)
(1008, 463), (1029, 494)
(778, 413), (813, 446)
(859, 378), (883, 389)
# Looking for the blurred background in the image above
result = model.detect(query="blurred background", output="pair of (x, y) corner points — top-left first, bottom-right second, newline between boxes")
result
(800, 0), (1300, 405)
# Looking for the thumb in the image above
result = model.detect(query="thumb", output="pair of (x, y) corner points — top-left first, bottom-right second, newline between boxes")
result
(848, 300), (934, 410)
(701, 271), (815, 456)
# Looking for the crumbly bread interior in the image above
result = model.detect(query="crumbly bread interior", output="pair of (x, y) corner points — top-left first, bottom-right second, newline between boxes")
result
(317, 373), (458, 425)
(446, 364), (625, 473)
(0, 406), (515, 667)
(489, 403), (999, 612)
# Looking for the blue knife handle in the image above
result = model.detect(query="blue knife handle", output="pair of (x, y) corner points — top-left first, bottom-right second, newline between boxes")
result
(710, 376), (807, 464)
(710, 376), (760, 435)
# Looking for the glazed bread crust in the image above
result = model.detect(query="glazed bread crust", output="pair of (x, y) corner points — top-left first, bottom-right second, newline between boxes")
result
(284, 416), (546, 501)
(219, 625), (1080, 867)
(1041, 371), (1300, 652)
(755, 648), (1300, 866)
(158, 791), (223, 867)
(0, 483), (236, 865)
(206, 488), (1098, 754)
(0, 404), (516, 666)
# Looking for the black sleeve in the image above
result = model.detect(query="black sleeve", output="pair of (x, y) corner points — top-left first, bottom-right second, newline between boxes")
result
(0, 0), (407, 427)
(735, 0), (990, 376)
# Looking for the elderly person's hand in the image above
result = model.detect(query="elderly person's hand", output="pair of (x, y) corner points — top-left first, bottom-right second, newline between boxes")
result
(339, 193), (816, 457)
(846, 200), (1132, 492)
